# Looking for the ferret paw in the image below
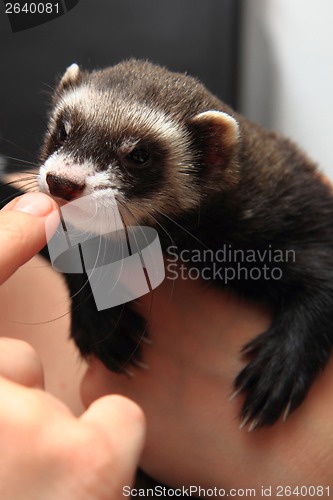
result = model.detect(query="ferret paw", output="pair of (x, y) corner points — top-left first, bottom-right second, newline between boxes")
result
(233, 332), (309, 430)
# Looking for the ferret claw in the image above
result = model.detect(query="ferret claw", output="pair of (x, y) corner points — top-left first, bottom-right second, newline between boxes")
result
(229, 387), (243, 401)
(239, 414), (252, 430)
(248, 418), (260, 432)
(124, 367), (135, 377)
(282, 401), (292, 422)
(133, 360), (149, 370)
(141, 336), (153, 345)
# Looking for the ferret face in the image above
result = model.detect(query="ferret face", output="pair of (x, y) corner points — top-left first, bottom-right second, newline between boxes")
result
(38, 60), (240, 234)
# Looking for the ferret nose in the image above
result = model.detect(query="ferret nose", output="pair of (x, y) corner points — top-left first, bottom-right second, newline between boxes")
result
(46, 173), (85, 201)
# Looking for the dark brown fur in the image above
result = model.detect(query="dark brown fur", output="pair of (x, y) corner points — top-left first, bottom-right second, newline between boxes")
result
(39, 60), (333, 429)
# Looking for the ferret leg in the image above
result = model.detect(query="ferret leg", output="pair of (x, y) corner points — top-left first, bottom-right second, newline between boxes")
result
(234, 294), (333, 429)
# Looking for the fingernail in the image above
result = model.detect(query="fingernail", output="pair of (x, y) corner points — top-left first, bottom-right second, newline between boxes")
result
(12, 193), (56, 216)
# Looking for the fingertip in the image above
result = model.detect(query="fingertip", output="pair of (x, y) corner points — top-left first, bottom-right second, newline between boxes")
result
(84, 394), (146, 430)
(108, 394), (146, 432)
(2, 192), (58, 217)
(0, 194), (60, 284)
(82, 394), (146, 450)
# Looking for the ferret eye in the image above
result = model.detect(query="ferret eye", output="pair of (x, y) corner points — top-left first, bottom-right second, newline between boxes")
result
(55, 123), (68, 145)
(126, 147), (150, 166)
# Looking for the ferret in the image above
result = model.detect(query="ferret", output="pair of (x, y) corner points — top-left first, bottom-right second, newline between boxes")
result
(38, 59), (333, 430)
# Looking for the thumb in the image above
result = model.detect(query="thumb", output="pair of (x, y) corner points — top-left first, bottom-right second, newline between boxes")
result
(0, 192), (59, 283)
(81, 395), (146, 485)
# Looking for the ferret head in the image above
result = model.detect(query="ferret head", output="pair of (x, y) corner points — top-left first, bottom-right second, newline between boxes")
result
(38, 60), (240, 233)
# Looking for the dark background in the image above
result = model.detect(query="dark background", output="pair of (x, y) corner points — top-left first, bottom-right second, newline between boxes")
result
(0, 0), (243, 168)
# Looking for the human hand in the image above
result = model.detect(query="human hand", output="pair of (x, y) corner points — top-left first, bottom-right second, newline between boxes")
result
(0, 191), (59, 282)
(82, 273), (333, 496)
(0, 192), (145, 499)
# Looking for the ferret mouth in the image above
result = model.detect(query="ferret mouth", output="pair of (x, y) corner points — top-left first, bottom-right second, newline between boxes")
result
(46, 185), (120, 206)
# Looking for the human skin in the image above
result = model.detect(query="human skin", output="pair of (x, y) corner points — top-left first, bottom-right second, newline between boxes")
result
(82, 270), (333, 497)
(1, 191), (333, 498)
(0, 192), (145, 500)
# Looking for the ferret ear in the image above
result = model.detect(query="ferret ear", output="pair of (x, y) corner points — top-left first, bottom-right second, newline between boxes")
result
(56, 63), (82, 94)
(188, 110), (239, 170)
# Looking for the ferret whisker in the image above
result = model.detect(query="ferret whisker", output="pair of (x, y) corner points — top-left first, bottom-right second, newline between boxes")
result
(154, 207), (209, 250)
(17, 183), (38, 192)
(4, 156), (35, 166)
(41, 81), (56, 94)
(145, 210), (177, 303)
(36, 115), (60, 153)
(0, 185), (37, 206)
(146, 210), (176, 249)
(2, 169), (38, 177)
(9, 310), (72, 326)
(0, 193), (19, 205)
(0, 138), (35, 158)
(68, 276), (95, 304)
(117, 198), (176, 251)
(3, 177), (37, 186)
(117, 200), (154, 254)
(34, 59), (333, 428)
(67, 233), (124, 310)
(105, 201), (155, 363)
(116, 202), (164, 313)
(118, 201), (178, 341)
(20, 179), (38, 187)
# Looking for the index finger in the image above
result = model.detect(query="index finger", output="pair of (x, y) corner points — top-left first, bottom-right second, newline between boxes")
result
(0, 192), (59, 284)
